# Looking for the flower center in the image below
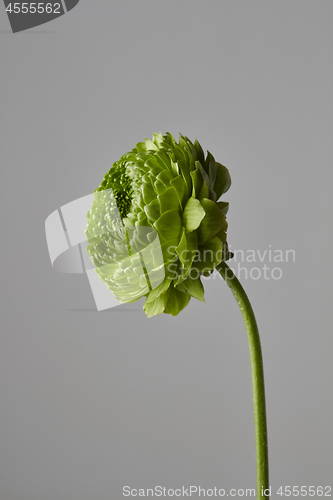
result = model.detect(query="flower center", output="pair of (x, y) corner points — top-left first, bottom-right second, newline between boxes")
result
(112, 170), (133, 219)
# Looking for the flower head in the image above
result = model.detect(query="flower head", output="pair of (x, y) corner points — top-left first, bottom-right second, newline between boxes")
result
(85, 133), (232, 317)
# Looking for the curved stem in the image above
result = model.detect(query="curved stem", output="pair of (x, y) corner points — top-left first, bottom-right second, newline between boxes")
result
(216, 261), (269, 500)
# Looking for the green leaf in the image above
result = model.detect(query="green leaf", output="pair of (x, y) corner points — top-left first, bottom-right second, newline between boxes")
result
(145, 138), (159, 151)
(214, 162), (231, 199)
(176, 228), (187, 266)
(186, 230), (198, 256)
(190, 169), (203, 198)
(145, 276), (172, 304)
(197, 198), (226, 244)
(154, 209), (182, 241)
(173, 230), (198, 286)
(215, 226), (227, 245)
(195, 161), (210, 186)
(143, 289), (170, 317)
(206, 151), (217, 189)
(216, 201), (229, 215)
(182, 197), (205, 234)
(194, 139), (205, 165)
(193, 235), (223, 273)
(185, 276), (205, 302)
(160, 239), (179, 264)
(198, 179), (209, 200)
(208, 188), (216, 202)
(174, 280), (186, 293)
(178, 159), (192, 200)
(164, 285), (191, 316)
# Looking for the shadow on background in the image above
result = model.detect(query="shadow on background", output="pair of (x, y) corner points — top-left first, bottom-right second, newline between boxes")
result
(66, 308), (142, 313)
(0, 30), (56, 33)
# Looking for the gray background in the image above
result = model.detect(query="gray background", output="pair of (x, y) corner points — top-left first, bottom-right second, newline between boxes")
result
(1, 1), (332, 498)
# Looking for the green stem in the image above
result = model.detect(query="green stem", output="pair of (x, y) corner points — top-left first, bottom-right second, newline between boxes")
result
(216, 261), (269, 500)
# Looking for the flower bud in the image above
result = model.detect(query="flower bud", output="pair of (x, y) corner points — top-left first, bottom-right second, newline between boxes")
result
(85, 133), (232, 317)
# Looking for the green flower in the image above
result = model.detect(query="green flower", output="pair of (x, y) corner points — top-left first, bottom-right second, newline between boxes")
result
(85, 132), (232, 317)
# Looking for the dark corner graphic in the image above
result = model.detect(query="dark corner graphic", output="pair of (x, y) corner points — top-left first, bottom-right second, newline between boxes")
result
(3, 0), (80, 33)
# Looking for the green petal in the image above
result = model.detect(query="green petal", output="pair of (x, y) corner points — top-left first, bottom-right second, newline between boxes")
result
(170, 175), (187, 208)
(142, 183), (156, 205)
(134, 219), (148, 230)
(182, 197), (205, 234)
(171, 142), (187, 164)
(152, 132), (164, 148)
(158, 186), (181, 212)
(164, 285), (191, 316)
(183, 146), (195, 172)
(144, 199), (161, 222)
(176, 227), (187, 266)
(178, 160), (192, 199)
(178, 134), (188, 152)
(197, 198), (226, 245)
(154, 179), (167, 195)
(155, 150), (174, 174)
(145, 157), (164, 174)
(182, 136), (197, 163)
(170, 158), (180, 176)
(214, 162), (231, 199)
(135, 142), (147, 153)
(154, 209), (182, 241)
(156, 169), (173, 187)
